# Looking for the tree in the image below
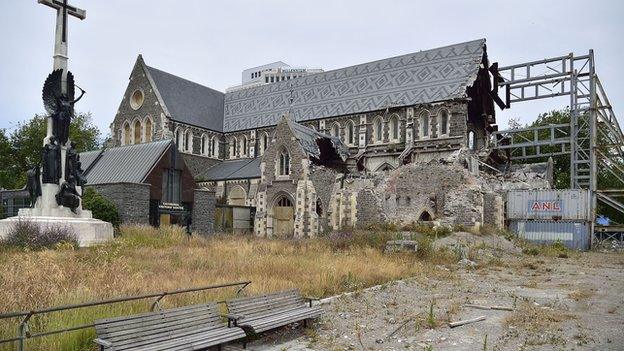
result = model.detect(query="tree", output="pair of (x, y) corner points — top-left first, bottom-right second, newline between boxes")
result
(0, 112), (101, 190)
(0, 129), (14, 190)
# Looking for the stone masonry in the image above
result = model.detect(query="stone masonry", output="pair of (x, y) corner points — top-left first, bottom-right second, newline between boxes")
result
(87, 183), (151, 224)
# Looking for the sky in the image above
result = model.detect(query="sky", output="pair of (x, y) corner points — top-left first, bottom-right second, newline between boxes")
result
(0, 0), (622, 138)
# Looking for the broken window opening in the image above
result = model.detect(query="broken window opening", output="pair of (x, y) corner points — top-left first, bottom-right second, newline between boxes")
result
(419, 211), (432, 221)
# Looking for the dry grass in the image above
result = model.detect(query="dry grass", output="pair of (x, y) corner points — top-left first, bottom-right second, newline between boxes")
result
(503, 301), (574, 346)
(0, 225), (444, 351)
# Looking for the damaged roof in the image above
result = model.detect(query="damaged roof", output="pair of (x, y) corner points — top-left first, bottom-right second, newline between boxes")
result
(287, 118), (350, 161)
(145, 64), (225, 132)
(223, 39), (486, 132)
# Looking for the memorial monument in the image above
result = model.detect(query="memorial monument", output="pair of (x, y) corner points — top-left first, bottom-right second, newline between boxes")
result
(0, 0), (113, 246)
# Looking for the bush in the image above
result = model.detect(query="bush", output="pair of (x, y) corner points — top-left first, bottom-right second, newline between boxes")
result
(326, 230), (397, 251)
(82, 187), (121, 227)
(2, 218), (78, 250)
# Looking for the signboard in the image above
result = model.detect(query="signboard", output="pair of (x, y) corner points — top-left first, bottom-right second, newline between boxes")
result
(528, 200), (562, 213)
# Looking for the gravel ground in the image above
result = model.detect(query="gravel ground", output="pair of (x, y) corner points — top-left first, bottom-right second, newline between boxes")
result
(235, 251), (624, 351)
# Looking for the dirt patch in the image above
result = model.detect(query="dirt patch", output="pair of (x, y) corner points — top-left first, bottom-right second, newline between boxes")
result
(244, 252), (624, 350)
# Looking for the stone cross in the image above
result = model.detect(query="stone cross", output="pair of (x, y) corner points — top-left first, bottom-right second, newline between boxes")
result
(38, 0), (85, 141)
(38, 0), (86, 82)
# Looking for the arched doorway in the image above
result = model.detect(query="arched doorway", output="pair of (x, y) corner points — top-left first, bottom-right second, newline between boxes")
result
(228, 186), (247, 206)
(419, 210), (432, 222)
(272, 194), (294, 237)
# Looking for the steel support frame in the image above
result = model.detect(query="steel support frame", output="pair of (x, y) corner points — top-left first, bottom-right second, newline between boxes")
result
(490, 51), (624, 245)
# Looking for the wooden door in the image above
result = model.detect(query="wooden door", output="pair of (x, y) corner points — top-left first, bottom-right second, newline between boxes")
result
(274, 206), (294, 237)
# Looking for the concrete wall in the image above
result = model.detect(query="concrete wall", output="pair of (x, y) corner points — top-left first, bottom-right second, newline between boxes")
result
(87, 183), (150, 225)
(192, 189), (216, 235)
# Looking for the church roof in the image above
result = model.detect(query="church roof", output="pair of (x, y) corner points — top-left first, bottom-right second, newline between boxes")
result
(223, 39), (486, 132)
(82, 140), (171, 185)
(200, 157), (261, 181)
(145, 65), (225, 132)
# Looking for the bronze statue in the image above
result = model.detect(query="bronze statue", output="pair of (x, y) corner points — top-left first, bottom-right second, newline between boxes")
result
(25, 165), (42, 208)
(56, 175), (81, 213)
(65, 141), (87, 186)
(42, 136), (62, 184)
(42, 69), (85, 145)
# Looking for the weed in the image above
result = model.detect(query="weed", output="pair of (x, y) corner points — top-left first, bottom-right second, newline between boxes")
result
(426, 300), (437, 329)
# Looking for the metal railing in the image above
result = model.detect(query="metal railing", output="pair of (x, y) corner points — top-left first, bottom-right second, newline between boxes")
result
(0, 280), (251, 351)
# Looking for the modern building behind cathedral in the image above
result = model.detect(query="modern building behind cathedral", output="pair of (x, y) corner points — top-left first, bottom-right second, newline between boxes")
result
(102, 38), (515, 237)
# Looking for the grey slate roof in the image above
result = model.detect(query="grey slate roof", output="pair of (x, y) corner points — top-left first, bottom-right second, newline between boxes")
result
(287, 119), (349, 161)
(200, 158), (261, 181)
(82, 140), (171, 185)
(80, 149), (103, 174)
(146, 65), (225, 132)
(223, 39), (486, 132)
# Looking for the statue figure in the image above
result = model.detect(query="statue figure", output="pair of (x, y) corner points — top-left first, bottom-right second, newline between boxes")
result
(65, 141), (87, 186)
(25, 165), (42, 208)
(56, 176), (81, 213)
(42, 69), (85, 145)
(41, 136), (62, 184)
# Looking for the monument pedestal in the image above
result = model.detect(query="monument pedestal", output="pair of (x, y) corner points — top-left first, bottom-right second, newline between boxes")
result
(0, 214), (114, 247)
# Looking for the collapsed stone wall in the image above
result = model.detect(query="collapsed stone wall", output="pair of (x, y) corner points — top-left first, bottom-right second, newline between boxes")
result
(330, 149), (550, 230)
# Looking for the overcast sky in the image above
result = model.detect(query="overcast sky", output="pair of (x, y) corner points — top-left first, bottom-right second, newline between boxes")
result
(0, 0), (622, 137)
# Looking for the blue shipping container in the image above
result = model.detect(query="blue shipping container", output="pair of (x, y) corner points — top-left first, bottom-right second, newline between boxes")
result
(508, 220), (590, 251)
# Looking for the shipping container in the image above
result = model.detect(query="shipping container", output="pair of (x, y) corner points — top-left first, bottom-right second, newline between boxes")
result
(508, 220), (590, 250)
(506, 189), (589, 221)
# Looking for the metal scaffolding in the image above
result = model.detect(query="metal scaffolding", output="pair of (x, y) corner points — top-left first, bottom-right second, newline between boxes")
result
(490, 51), (624, 244)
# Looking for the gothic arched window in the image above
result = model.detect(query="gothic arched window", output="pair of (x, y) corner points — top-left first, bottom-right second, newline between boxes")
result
(346, 120), (355, 145)
(389, 115), (399, 141)
(373, 116), (383, 143)
(201, 134), (208, 155)
(331, 123), (340, 139)
(419, 111), (430, 138)
(184, 130), (192, 152)
(123, 122), (131, 145)
(278, 148), (290, 176)
(144, 117), (153, 142)
(174, 128), (182, 150)
(439, 109), (449, 136)
(259, 132), (269, 156)
(133, 119), (142, 144)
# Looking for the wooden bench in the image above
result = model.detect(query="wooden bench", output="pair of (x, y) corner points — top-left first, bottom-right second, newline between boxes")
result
(225, 289), (322, 335)
(93, 302), (246, 351)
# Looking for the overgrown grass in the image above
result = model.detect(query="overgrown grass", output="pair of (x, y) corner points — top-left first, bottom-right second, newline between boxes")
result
(0, 225), (454, 351)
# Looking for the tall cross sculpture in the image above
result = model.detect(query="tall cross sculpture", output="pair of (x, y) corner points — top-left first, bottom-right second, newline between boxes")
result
(38, 0), (86, 93)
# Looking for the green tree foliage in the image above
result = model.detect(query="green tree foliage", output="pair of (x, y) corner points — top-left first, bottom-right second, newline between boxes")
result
(0, 113), (101, 189)
(511, 109), (624, 222)
(82, 187), (121, 227)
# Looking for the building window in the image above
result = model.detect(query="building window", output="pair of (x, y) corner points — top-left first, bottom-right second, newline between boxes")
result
(144, 117), (153, 142)
(468, 130), (476, 150)
(420, 111), (430, 138)
(259, 132), (269, 156)
(175, 128), (182, 150)
(316, 198), (323, 216)
(346, 121), (355, 145)
(201, 134), (208, 155)
(265, 77), (269, 83)
(162, 169), (181, 204)
(439, 109), (449, 136)
(330, 123), (340, 138)
(241, 136), (248, 157)
(373, 117), (383, 143)
(133, 119), (141, 144)
(278, 148), (290, 176)
(184, 130), (192, 152)
(389, 115), (399, 141)
(230, 137), (237, 158)
(123, 122), (131, 145)
(129, 89), (144, 110)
